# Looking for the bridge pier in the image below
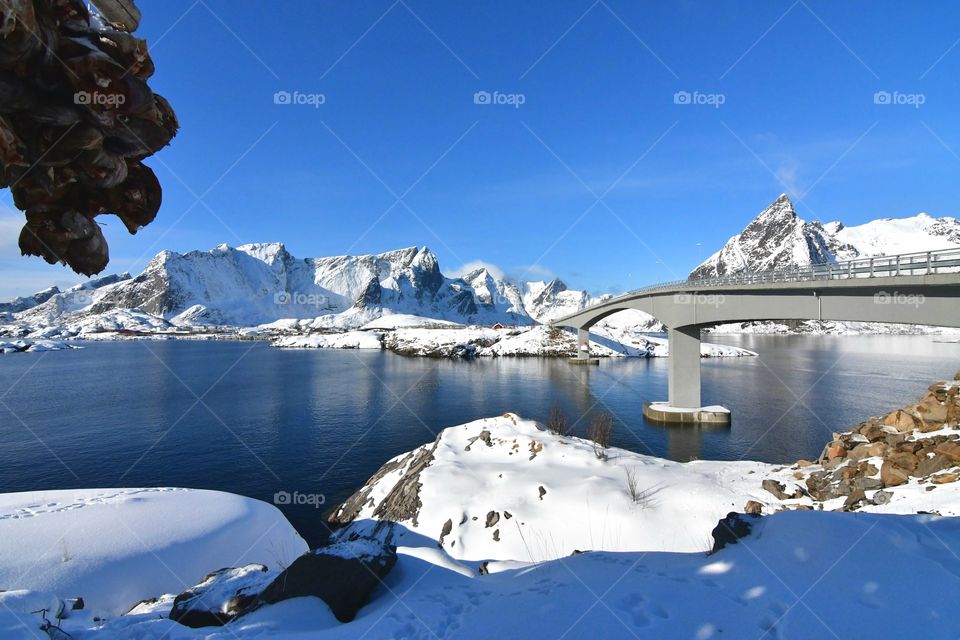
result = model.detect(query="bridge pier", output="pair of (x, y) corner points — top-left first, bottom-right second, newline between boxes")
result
(668, 326), (701, 408)
(569, 328), (599, 365)
(643, 325), (730, 424)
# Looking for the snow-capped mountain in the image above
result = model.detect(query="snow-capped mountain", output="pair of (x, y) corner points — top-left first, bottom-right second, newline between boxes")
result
(691, 194), (960, 279)
(6, 195), (959, 337)
(7, 244), (605, 331)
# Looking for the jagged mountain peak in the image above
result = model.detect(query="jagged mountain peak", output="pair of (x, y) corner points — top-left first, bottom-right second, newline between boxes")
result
(691, 196), (960, 279)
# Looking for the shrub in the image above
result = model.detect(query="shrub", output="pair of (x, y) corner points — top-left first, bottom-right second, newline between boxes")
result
(546, 402), (569, 436)
(587, 412), (614, 459)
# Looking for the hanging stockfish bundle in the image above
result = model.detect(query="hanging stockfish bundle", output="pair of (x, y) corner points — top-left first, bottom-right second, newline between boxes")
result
(0, 0), (177, 275)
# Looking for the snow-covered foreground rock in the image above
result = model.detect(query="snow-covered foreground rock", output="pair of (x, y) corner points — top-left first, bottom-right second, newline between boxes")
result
(333, 415), (772, 557)
(330, 413), (960, 560)
(0, 488), (307, 615)
(3, 510), (960, 638)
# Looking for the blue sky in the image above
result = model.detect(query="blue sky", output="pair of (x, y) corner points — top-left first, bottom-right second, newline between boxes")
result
(4, 0), (960, 298)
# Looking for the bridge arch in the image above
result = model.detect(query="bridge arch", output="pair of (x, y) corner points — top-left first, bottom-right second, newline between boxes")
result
(552, 250), (960, 421)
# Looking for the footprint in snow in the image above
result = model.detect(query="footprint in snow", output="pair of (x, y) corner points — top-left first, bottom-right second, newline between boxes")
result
(617, 593), (654, 628)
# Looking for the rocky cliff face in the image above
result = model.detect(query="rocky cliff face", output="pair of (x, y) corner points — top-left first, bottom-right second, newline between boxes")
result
(690, 194), (960, 279)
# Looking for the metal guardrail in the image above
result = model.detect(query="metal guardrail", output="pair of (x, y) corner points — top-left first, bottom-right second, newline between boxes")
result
(602, 247), (960, 304)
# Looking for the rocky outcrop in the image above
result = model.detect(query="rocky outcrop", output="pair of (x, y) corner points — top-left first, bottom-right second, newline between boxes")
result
(257, 537), (397, 623)
(759, 374), (960, 513)
(169, 564), (273, 628)
(710, 512), (760, 553)
(329, 437), (440, 528)
(353, 277), (382, 309)
(382, 330), (499, 358)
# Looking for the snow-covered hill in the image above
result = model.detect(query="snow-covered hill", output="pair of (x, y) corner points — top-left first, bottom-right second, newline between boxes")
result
(691, 193), (960, 279)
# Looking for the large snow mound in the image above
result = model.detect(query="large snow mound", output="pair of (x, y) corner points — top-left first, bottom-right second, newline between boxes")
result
(5, 511), (959, 638)
(0, 488), (307, 615)
(334, 415), (776, 559)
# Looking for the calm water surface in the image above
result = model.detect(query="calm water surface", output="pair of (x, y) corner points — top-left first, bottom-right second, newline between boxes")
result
(0, 336), (957, 545)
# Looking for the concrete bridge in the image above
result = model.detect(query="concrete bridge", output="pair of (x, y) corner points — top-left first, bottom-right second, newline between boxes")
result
(551, 248), (960, 423)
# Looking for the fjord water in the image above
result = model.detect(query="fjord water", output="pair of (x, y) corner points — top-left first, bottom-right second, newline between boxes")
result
(1, 336), (956, 546)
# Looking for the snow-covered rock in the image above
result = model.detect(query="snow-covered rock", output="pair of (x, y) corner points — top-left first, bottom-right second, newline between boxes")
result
(0, 488), (307, 615)
(272, 331), (383, 350)
(0, 339), (78, 353)
(330, 414), (778, 559)
(331, 412), (960, 562)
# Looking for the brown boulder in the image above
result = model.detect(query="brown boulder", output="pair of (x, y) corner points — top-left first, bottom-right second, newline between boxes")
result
(848, 442), (886, 462)
(883, 410), (919, 433)
(744, 500), (764, 515)
(955, 371), (960, 381)
(880, 462), (910, 488)
(843, 487), (866, 511)
(929, 381), (949, 395)
(860, 423), (886, 443)
(935, 442), (960, 462)
(762, 479), (789, 500)
(915, 453), (955, 477)
(824, 441), (847, 461)
(931, 472), (959, 485)
(896, 441), (922, 455)
(823, 457), (845, 471)
(885, 433), (906, 447)
(918, 419), (946, 434)
(840, 466), (859, 480)
(885, 451), (918, 472)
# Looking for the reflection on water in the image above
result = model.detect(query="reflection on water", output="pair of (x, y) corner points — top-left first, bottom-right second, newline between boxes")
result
(0, 335), (956, 544)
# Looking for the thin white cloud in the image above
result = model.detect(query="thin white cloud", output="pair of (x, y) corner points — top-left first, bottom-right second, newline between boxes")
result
(775, 162), (802, 199)
(447, 260), (506, 280)
(511, 264), (556, 282)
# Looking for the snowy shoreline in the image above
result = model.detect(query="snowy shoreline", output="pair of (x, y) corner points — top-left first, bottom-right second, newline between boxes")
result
(273, 324), (757, 358)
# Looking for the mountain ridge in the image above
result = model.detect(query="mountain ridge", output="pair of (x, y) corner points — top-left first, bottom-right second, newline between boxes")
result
(5, 195), (960, 336)
(7, 243), (617, 332)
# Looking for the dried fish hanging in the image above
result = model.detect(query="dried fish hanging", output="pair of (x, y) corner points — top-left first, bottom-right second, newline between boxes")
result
(0, 0), (177, 275)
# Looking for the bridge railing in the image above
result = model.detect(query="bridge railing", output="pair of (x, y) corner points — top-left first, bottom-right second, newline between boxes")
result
(616, 247), (960, 299)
